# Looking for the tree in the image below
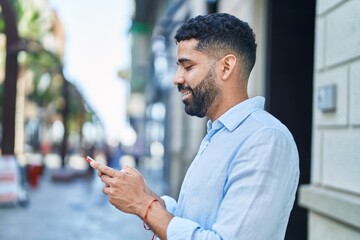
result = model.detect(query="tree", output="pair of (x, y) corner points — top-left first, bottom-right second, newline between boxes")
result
(1, 0), (94, 161)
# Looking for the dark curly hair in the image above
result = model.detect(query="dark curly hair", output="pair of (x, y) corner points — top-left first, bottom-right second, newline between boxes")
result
(174, 13), (257, 78)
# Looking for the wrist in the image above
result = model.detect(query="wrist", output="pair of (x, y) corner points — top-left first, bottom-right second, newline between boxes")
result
(143, 198), (159, 230)
(137, 196), (157, 219)
(141, 198), (174, 240)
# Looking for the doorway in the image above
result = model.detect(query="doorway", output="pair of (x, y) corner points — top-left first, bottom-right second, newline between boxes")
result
(265, 1), (316, 239)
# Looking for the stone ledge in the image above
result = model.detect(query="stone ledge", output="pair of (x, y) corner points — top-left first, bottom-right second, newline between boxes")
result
(299, 185), (360, 229)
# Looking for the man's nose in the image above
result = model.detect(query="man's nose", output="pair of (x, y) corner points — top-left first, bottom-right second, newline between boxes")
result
(173, 73), (185, 86)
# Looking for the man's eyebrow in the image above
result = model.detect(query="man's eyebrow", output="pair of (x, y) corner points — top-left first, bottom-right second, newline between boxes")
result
(177, 58), (191, 65)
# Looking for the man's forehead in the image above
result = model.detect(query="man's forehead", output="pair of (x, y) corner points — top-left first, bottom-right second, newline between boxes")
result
(177, 38), (199, 50)
(176, 39), (205, 61)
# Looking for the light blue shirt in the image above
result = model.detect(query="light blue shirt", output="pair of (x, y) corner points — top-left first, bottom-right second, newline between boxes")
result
(162, 96), (299, 240)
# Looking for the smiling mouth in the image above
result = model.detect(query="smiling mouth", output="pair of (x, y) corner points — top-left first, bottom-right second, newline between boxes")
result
(181, 90), (192, 101)
(178, 85), (192, 101)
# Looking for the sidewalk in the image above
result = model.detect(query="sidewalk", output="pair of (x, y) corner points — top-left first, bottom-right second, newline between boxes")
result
(0, 167), (161, 240)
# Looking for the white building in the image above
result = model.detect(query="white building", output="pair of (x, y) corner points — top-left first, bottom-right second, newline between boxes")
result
(299, 0), (360, 239)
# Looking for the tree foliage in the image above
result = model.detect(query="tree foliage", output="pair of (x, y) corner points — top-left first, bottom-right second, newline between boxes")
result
(1, 0), (94, 152)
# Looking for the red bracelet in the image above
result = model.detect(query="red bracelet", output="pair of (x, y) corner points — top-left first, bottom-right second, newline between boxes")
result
(143, 198), (158, 240)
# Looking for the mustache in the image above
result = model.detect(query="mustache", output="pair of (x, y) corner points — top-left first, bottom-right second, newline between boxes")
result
(178, 84), (192, 92)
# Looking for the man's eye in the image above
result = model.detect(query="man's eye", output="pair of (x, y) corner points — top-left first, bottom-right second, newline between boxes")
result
(184, 65), (193, 71)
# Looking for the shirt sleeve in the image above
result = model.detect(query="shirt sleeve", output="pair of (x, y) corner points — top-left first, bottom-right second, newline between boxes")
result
(167, 128), (299, 240)
(161, 195), (177, 215)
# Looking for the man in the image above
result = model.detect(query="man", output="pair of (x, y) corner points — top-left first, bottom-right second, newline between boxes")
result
(90, 13), (299, 240)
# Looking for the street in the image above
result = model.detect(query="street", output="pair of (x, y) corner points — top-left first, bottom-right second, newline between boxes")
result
(0, 168), (157, 240)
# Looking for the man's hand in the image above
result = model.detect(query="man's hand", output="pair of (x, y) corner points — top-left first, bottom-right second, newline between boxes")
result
(90, 161), (155, 217)
(90, 160), (173, 239)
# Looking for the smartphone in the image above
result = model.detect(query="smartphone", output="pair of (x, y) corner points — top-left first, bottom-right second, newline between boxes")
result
(85, 156), (95, 164)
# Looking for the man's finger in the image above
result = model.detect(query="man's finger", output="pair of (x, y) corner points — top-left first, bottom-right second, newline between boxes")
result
(102, 186), (110, 195)
(100, 174), (112, 185)
(90, 161), (118, 177)
(122, 166), (147, 184)
(123, 165), (140, 176)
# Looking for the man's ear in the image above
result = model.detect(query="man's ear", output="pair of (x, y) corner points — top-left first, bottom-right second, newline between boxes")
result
(220, 54), (237, 81)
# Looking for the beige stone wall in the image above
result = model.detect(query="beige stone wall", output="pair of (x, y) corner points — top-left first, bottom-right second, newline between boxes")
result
(300, 0), (360, 239)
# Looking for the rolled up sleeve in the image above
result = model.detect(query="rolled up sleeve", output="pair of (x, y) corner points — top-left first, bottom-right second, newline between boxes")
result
(161, 195), (177, 215)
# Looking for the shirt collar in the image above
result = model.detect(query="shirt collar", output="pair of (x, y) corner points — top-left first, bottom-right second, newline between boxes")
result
(207, 96), (265, 132)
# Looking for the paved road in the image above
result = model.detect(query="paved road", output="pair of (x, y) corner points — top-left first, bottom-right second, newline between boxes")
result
(0, 168), (157, 240)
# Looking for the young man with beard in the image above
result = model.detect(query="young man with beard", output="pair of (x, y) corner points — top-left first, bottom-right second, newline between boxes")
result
(90, 13), (299, 240)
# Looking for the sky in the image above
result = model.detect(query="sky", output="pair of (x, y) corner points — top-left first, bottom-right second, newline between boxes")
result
(49, 0), (133, 145)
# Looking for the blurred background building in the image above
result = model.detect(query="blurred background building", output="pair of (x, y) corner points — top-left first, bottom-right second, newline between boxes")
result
(1, 0), (359, 239)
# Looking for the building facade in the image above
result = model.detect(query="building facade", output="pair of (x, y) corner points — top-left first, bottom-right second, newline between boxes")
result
(299, 0), (360, 239)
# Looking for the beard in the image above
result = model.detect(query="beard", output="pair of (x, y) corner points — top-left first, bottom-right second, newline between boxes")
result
(178, 66), (220, 118)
